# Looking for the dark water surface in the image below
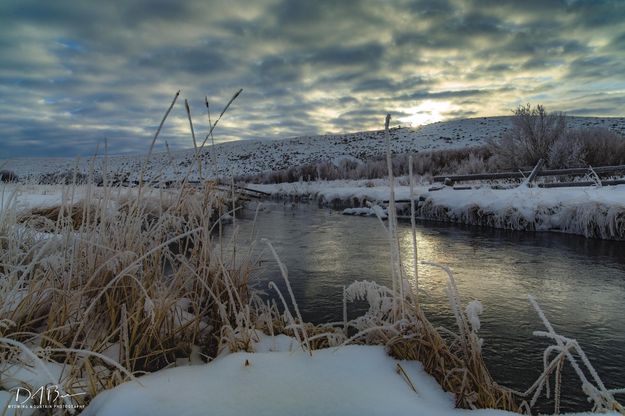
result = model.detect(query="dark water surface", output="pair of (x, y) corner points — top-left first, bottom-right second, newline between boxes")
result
(223, 202), (625, 412)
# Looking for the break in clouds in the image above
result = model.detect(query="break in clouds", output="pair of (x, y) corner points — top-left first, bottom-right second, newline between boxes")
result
(1, 0), (624, 157)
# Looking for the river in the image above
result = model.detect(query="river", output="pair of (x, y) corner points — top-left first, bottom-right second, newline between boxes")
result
(223, 201), (625, 412)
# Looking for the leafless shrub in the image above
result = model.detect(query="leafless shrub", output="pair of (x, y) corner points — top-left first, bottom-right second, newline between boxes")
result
(489, 104), (566, 169)
(546, 127), (625, 169)
(572, 127), (625, 166)
(547, 135), (587, 169)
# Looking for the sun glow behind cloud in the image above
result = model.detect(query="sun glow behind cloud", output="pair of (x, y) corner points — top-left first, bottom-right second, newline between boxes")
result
(397, 101), (456, 127)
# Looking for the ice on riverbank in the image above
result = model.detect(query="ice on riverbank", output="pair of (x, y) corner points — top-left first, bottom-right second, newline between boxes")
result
(342, 207), (388, 218)
(419, 184), (625, 239)
(248, 180), (625, 239)
(248, 178), (429, 207)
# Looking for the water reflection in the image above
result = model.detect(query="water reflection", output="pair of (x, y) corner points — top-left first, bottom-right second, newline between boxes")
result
(224, 202), (625, 411)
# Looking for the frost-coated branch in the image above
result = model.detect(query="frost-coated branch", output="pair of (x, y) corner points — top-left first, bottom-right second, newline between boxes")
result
(528, 295), (622, 412)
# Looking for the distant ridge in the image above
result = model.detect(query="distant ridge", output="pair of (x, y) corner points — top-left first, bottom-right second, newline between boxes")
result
(4, 116), (625, 183)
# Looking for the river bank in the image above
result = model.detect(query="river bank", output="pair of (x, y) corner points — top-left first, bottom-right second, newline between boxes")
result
(247, 180), (625, 240)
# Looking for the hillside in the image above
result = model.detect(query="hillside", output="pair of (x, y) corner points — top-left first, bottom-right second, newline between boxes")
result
(3, 116), (625, 183)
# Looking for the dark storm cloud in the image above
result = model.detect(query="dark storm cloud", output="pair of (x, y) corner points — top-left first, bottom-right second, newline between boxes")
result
(407, 0), (456, 17)
(312, 43), (385, 67)
(1, 0), (624, 158)
(567, 56), (625, 79)
(135, 46), (232, 75)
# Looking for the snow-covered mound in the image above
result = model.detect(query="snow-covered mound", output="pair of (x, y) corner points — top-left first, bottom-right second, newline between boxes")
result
(84, 345), (458, 416)
(3, 116), (625, 183)
(79, 342), (608, 416)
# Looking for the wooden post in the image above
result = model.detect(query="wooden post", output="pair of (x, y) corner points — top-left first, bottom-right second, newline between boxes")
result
(526, 159), (545, 185)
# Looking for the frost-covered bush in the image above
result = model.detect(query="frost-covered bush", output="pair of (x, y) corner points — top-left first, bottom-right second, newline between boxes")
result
(446, 152), (494, 175)
(489, 104), (566, 168)
(547, 135), (586, 169)
(547, 127), (625, 168)
(571, 127), (625, 166)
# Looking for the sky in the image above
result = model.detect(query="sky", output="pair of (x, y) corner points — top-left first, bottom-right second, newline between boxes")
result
(1, 0), (624, 158)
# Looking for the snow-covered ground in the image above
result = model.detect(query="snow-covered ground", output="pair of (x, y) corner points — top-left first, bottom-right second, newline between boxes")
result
(5, 172), (625, 240)
(3, 116), (625, 183)
(0, 184), (83, 215)
(80, 335), (611, 416)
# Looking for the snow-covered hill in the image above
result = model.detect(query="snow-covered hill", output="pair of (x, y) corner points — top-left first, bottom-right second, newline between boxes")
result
(3, 116), (625, 183)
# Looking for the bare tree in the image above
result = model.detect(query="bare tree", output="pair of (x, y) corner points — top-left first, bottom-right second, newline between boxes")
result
(490, 104), (566, 168)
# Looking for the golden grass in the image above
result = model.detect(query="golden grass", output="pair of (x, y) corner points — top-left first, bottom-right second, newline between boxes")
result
(0, 182), (255, 408)
(386, 304), (518, 410)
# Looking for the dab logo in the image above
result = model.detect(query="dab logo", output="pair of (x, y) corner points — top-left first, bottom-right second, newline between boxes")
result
(7, 385), (86, 411)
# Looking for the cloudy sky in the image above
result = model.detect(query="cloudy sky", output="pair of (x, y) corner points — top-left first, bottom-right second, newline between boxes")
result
(1, 0), (624, 157)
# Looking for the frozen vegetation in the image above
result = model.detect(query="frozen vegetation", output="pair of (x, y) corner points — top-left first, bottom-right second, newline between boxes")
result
(3, 179), (624, 415)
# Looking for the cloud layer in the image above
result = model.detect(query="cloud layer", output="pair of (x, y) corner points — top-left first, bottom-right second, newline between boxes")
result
(1, 0), (624, 157)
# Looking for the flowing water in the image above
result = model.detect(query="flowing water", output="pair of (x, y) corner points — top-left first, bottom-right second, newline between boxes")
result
(223, 201), (625, 412)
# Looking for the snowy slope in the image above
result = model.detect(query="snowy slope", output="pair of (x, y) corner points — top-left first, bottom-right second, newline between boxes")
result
(3, 116), (625, 183)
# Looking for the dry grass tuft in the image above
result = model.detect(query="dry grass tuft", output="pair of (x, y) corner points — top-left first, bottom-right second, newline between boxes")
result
(0, 181), (259, 409)
(386, 293), (518, 410)
(18, 203), (100, 230)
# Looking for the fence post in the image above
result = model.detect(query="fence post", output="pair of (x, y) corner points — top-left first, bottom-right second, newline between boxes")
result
(526, 159), (545, 185)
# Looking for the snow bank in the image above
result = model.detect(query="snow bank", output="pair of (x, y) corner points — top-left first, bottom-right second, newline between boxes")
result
(85, 345), (458, 416)
(249, 179), (625, 240)
(248, 179), (429, 208)
(0, 183), (178, 219)
(84, 345), (475, 416)
(1, 184), (72, 215)
(419, 185), (625, 239)
(81, 341), (617, 416)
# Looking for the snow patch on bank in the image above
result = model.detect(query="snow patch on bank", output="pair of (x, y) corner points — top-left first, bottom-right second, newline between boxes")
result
(248, 178), (429, 207)
(419, 185), (625, 239)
